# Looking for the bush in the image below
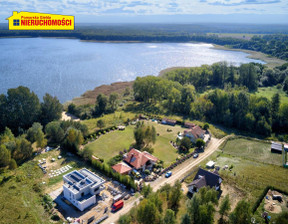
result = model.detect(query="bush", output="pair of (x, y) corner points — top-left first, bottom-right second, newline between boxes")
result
(51, 214), (60, 221)
(107, 154), (123, 166)
(144, 169), (150, 175)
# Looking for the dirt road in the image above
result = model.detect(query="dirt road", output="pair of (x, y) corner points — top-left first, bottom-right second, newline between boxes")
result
(103, 136), (229, 224)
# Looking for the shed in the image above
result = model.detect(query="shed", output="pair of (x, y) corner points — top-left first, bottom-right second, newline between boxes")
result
(206, 161), (215, 169)
(271, 142), (282, 153)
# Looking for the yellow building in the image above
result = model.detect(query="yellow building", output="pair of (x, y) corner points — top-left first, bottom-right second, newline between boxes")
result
(6, 11), (74, 30)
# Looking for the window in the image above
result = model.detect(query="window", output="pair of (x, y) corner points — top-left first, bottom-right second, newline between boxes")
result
(13, 19), (20, 26)
(81, 192), (84, 197)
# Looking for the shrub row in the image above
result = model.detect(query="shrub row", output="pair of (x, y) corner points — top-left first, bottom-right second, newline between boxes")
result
(91, 159), (137, 190)
(84, 126), (117, 143)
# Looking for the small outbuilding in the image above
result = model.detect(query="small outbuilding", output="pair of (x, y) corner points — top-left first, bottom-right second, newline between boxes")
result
(271, 142), (282, 154)
(206, 161), (215, 169)
(161, 118), (176, 126)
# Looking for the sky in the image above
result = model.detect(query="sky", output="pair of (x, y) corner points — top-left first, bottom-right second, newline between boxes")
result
(0, 0), (288, 24)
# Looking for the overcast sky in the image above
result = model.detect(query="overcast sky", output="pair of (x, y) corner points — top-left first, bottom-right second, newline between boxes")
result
(1, 0), (287, 23)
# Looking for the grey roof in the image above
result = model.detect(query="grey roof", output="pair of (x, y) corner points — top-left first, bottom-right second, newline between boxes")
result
(188, 168), (221, 189)
(271, 142), (282, 152)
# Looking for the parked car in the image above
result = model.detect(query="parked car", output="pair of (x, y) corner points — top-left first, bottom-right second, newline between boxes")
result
(165, 171), (172, 178)
(193, 153), (199, 158)
(111, 200), (124, 212)
(131, 169), (141, 178)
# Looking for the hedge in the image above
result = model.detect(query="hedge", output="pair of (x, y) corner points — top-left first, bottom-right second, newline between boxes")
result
(91, 159), (137, 190)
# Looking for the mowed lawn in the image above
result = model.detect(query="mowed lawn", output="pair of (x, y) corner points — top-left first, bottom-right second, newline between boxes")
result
(85, 126), (135, 161)
(85, 121), (187, 167)
(222, 138), (282, 166)
(253, 86), (288, 105)
(147, 121), (187, 167)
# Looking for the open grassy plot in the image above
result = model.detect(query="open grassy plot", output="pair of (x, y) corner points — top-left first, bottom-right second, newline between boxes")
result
(0, 162), (58, 224)
(253, 86), (288, 104)
(85, 121), (187, 167)
(147, 121), (186, 167)
(222, 137), (282, 166)
(85, 126), (135, 161)
(81, 111), (137, 134)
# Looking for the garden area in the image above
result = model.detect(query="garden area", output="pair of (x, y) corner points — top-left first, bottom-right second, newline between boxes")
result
(84, 120), (189, 167)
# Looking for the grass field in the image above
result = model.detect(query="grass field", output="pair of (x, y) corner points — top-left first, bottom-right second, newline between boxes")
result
(222, 138), (282, 166)
(0, 162), (59, 224)
(81, 111), (137, 134)
(85, 126), (135, 161)
(85, 121), (187, 167)
(253, 86), (288, 104)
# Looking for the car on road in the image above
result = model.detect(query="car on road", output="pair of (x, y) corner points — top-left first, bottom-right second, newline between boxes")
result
(165, 171), (172, 178)
(193, 153), (199, 158)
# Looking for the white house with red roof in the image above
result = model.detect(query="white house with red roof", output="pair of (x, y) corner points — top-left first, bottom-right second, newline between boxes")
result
(184, 125), (205, 143)
(112, 148), (159, 174)
(124, 148), (158, 171)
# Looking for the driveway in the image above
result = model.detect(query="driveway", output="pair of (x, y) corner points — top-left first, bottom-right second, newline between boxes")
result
(103, 136), (229, 224)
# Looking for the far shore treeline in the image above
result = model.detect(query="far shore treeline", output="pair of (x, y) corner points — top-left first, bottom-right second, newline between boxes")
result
(0, 23), (288, 60)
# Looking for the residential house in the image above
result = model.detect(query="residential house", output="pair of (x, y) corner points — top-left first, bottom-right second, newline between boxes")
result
(188, 168), (222, 194)
(123, 148), (158, 172)
(271, 142), (282, 153)
(184, 125), (205, 143)
(184, 122), (195, 129)
(161, 118), (176, 126)
(63, 168), (105, 211)
(112, 162), (132, 175)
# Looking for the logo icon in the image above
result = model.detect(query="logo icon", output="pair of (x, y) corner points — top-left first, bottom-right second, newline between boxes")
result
(6, 11), (74, 30)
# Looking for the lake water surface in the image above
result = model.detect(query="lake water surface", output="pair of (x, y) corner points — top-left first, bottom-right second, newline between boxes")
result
(0, 38), (264, 103)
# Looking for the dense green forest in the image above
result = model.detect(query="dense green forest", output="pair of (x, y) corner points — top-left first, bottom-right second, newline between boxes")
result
(133, 62), (288, 137)
(0, 86), (88, 170)
(1, 23), (288, 60)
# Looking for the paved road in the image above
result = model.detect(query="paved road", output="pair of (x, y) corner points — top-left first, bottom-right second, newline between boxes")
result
(103, 136), (229, 224)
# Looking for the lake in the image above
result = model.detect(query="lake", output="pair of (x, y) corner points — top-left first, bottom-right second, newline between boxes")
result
(0, 38), (264, 103)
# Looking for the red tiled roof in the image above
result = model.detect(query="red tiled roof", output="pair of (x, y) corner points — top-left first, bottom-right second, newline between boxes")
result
(112, 162), (132, 175)
(124, 148), (158, 169)
(142, 151), (158, 162)
(184, 125), (204, 139)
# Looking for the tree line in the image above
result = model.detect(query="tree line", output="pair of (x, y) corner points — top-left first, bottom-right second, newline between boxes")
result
(68, 92), (119, 119)
(0, 86), (88, 170)
(0, 86), (63, 133)
(133, 63), (288, 137)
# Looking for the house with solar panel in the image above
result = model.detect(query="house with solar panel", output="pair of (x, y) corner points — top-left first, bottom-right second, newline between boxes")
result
(63, 168), (105, 211)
